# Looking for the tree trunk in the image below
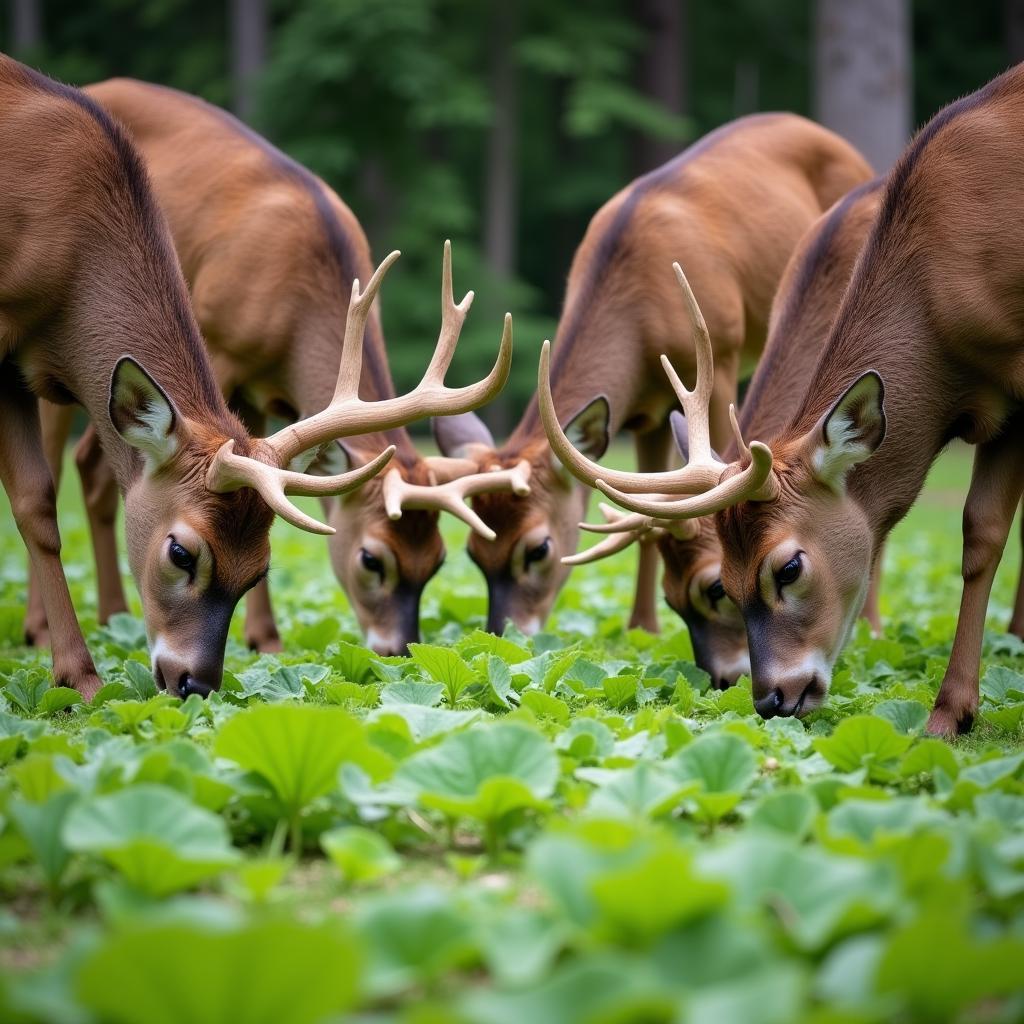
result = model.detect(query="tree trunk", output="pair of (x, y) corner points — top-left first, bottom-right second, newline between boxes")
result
(10, 0), (41, 53)
(632, 0), (687, 174)
(230, 0), (267, 121)
(814, 0), (911, 173)
(1007, 0), (1024, 63)
(484, 0), (518, 280)
(482, 0), (519, 434)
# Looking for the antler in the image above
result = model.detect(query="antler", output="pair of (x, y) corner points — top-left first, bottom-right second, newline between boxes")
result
(206, 241), (513, 534)
(381, 460), (531, 541)
(563, 503), (698, 566)
(263, 241), (512, 466)
(206, 440), (395, 536)
(538, 261), (778, 521)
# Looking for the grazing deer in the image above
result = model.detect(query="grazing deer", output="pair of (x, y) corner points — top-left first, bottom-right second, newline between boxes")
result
(434, 114), (872, 637)
(545, 65), (1024, 737)
(0, 57), (510, 698)
(31, 78), (525, 658)
(568, 178), (885, 688)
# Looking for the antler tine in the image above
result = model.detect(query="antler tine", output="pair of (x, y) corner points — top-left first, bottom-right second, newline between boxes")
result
(263, 242), (513, 468)
(563, 529), (646, 566)
(580, 505), (661, 535)
(380, 460), (532, 540)
(421, 239), (473, 386)
(537, 341), (721, 496)
(206, 440), (396, 536)
(663, 262), (715, 465)
(333, 249), (402, 403)
(593, 438), (777, 520)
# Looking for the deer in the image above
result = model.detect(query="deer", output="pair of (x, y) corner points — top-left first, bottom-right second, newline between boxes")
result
(30, 77), (527, 658)
(565, 177), (886, 689)
(433, 114), (872, 639)
(541, 64), (1024, 738)
(0, 56), (511, 699)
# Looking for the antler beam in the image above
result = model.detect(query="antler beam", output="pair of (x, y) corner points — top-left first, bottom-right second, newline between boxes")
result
(381, 460), (531, 541)
(538, 261), (778, 523)
(206, 241), (513, 535)
(265, 241), (512, 466)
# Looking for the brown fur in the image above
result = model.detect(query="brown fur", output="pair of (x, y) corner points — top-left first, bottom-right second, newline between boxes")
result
(460, 115), (873, 635)
(35, 77), (445, 655)
(661, 178), (884, 686)
(0, 57), (274, 697)
(714, 65), (1024, 736)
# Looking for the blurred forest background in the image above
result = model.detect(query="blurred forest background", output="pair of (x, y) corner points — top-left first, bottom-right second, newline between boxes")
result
(1, 0), (1018, 429)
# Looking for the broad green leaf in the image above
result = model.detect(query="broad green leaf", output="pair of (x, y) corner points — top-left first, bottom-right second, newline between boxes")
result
(75, 916), (360, 1023)
(395, 723), (558, 825)
(215, 704), (363, 815)
(356, 886), (476, 995)
(62, 784), (239, 896)
(876, 907), (1024, 1018)
(8, 791), (78, 891)
(461, 954), (675, 1024)
(670, 732), (757, 794)
(321, 826), (400, 884)
(980, 664), (1024, 705)
(872, 699), (928, 734)
(899, 738), (960, 779)
(408, 643), (476, 703)
(748, 790), (817, 839)
(585, 763), (694, 820)
(590, 843), (729, 943)
(814, 716), (910, 775)
(520, 689), (570, 723)
(37, 687), (83, 716)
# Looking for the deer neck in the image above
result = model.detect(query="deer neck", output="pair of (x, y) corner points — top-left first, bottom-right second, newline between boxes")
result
(793, 283), (961, 544)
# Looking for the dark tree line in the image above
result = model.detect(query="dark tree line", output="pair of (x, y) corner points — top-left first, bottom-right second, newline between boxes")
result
(1, 0), (1012, 415)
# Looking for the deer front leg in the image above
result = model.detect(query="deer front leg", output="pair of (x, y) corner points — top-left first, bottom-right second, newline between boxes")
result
(25, 400), (74, 646)
(230, 397), (282, 652)
(628, 418), (674, 632)
(0, 381), (100, 698)
(74, 424), (129, 624)
(1007, 501), (1024, 639)
(928, 427), (1024, 738)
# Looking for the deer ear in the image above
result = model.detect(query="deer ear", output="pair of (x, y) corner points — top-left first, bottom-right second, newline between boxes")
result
(670, 410), (721, 464)
(550, 395), (611, 486)
(109, 357), (183, 473)
(432, 411), (496, 460)
(564, 395), (610, 460)
(807, 371), (886, 490)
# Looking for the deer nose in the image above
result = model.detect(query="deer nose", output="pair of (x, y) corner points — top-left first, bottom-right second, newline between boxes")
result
(178, 674), (214, 699)
(754, 688), (785, 719)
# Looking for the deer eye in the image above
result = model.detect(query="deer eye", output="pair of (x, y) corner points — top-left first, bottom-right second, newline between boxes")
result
(168, 539), (196, 576)
(707, 579), (726, 604)
(525, 537), (552, 566)
(776, 553), (803, 588)
(360, 548), (385, 577)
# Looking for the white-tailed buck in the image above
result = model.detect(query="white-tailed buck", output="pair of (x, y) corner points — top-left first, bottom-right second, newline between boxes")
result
(0, 58), (509, 698)
(32, 78), (522, 658)
(570, 178), (885, 688)
(435, 114), (872, 637)
(547, 66), (1024, 737)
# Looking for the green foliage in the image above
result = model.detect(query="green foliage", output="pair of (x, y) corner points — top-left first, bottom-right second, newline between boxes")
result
(2, 422), (1023, 1020)
(62, 784), (239, 896)
(75, 915), (361, 1024)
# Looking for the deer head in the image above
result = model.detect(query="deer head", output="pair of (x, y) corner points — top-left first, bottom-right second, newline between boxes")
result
(544, 262), (887, 719)
(433, 397), (610, 636)
(114, 246), (513, 694)
(309, 242), (527, 655)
